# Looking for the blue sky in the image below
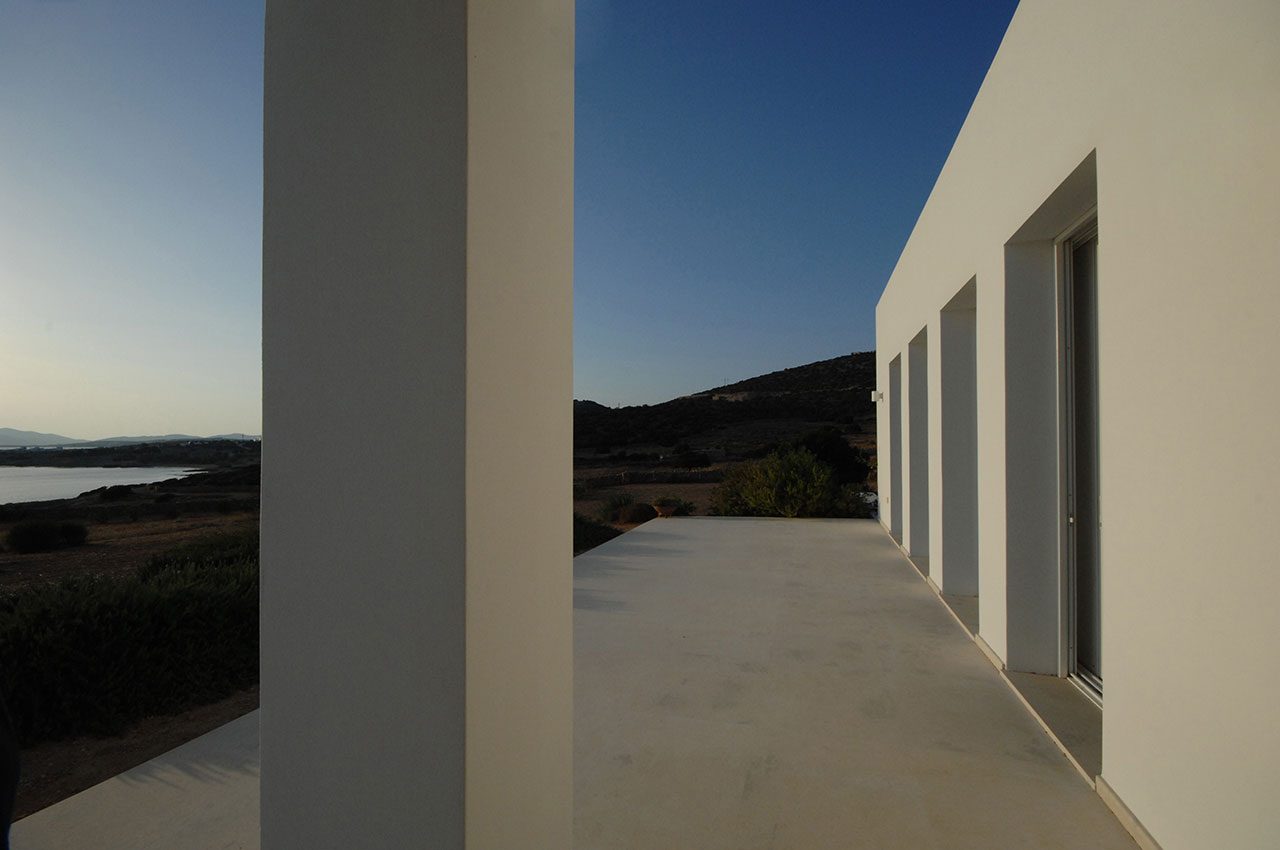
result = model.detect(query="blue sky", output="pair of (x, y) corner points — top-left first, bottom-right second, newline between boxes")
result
(576, 0), (1018, 405)
(0, 0), (1018, 438)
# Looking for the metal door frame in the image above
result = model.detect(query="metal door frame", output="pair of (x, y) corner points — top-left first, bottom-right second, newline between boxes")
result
(1056, 212), (1102, 703)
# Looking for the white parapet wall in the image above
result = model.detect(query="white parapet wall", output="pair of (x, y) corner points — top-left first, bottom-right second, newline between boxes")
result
(262, 2), (573, 848)
(875, 1), (1280, 849)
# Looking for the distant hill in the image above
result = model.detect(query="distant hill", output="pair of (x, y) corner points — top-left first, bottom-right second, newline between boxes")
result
(0, 428), (79, 447)
(86, 434), (203, 445)
(574, 351), (875, 452)
(0, 429), (261, 448)
(699, 351), (874, 397)
(80, 434), (261, 446)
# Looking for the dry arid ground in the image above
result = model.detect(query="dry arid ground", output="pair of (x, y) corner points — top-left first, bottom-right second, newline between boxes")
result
(0, 512), (258, 591)
(574, 481), (720, 527)
(1, 504), (260, 822)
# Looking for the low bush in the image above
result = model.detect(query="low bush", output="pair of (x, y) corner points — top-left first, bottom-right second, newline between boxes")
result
(0, 566), (258, 745)
(652, 496), (695, 517)
(0, 527), (260, 744)
(790, 427), (870, 486)
(137, 527), (259, 581)
(710, 450), (880, 519)
(574, 513), (622, 554)
(598, 492), (635, 523)
(617, 502), (657, 524)
(5, 521), (88, 554)
(710, 448), (840, 518)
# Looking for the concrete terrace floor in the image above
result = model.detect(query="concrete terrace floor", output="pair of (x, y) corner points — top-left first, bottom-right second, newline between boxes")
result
(574, 517), (1136, 849)
(11, 710), (259, 850)
(13, 516), (1137, 848)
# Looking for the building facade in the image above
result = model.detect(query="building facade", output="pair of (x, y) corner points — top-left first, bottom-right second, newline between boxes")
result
(875, 1), (1279, 848)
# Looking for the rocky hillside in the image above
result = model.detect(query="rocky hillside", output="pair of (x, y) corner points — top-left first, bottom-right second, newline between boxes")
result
(574, 351), (875, 454)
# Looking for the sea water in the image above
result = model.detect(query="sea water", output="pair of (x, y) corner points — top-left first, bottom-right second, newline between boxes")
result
(0, 467), (192, 505)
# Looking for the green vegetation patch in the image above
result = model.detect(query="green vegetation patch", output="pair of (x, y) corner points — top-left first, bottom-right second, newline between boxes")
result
(0, 528), (259, 744)
(597, 492), (635, 523)
(652, 496), (695, 516)
(136, 527), (259, 581)
(787, 427), (870, 486)
(710, 448), (875, 519)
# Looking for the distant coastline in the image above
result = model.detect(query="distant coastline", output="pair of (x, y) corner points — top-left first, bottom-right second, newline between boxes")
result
(0, 438), (260, 471)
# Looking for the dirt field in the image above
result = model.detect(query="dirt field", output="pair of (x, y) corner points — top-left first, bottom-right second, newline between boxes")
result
(0, 512), (258, 591)
(575, 481), (720, 525)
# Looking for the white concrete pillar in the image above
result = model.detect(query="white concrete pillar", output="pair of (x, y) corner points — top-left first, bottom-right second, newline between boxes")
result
(261, 2), (573, 848)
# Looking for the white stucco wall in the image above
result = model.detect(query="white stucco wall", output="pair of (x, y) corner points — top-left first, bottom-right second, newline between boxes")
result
(875, 1), (1280, 848)
(262, 2), (573, 847)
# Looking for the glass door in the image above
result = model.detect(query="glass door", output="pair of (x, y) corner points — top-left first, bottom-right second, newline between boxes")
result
(1065, 223), (1102, 695)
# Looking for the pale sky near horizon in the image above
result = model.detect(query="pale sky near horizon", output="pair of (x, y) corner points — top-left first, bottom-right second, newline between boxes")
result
(1, 0), (1019, 439)
(1, 0), (263, 441)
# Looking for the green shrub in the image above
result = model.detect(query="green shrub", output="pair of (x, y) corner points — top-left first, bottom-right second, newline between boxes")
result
(598, 492), (635, 523)
(574, 512), (622, 554)
(0, 558), (258, 744)
(710, 448), (840, 518)
(137, 527), (259, 581)
(617, 502), (657, 524)
(97, 484), (134, 502)
(652, 496), (695, 516)
(0, 525), (261, 744)
(790, 427), (870, 486)
(5, 521), (88, 554)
